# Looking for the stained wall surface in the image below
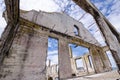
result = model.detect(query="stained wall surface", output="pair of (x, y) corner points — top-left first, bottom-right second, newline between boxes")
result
(20, 10), (100, 46)
(0, 25), (48, 80)
(0, 9), (117, 80)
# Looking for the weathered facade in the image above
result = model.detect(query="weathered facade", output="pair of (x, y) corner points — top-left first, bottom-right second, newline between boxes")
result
(0, 0), (120, 80)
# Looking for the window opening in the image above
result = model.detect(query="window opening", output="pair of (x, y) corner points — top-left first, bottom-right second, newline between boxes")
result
(106, 51), (117, 70)
(69, 44), (92, 74)
(88, 55), (93, 68)
(46, 37), (59, 79)
(75, 58), (84, 71)
(74, 25), (79, 36)
(69, 44), (89, 57)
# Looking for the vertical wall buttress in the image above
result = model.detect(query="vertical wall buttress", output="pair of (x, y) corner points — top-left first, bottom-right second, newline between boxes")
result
(58, 38), (72, 79)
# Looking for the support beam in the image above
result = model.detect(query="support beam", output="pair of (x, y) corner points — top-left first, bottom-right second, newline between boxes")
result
(89, 47), (104, 73)
(59, 38), (72, 79)
(72, 0), (120, 70)
(84, 54), (95, 74)
(0, 0), (19, 64)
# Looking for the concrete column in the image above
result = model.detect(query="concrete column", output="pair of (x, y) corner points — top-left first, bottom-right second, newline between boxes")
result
(96, 17), (120, 58)
(22, 33), (48, 80)
(89, 47), (104, 73)
(68, 46), (76, 74)
(82, 56), (88, 74)
(84, 54), (95, 74)
(58, 38), (72, 79)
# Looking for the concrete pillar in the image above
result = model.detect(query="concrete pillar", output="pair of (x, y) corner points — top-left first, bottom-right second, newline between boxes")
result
(68, 46), (76, 75)
(82, 56), (88, 74)
(89, 47), (104, 73)
(58, 38), (72, 79)
(22, 33), (48, 80)
(96, 17), (120, 58)
(84, 54), (95, 74)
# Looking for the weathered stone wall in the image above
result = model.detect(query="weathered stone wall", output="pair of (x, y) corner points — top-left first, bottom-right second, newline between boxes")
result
(0, 25), (48, 80)
(59, 38), (72, 79)
(0, 0), (119, 80)
(20, 10), (100, 46)
(0, 16), (112, 80)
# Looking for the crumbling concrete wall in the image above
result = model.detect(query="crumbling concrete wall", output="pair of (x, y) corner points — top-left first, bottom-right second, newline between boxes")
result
(0, 0), (119, 80)
(46, 64), (58, 80)
(0, 25), (48, 80)
(0, 10), (114, 80)
(20, 10), (100, 46)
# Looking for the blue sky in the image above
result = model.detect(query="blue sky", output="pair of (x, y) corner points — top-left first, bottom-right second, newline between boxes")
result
(0, 0), (119, 68)
(106, 51), (117, 69)
(69, 44), (89, 57)
(0, 0), (6, 36)
(47, 37), (58, 65)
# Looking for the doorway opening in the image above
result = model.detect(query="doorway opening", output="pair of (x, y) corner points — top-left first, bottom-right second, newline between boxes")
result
(46, 37), (59, 80)
(106, 51), (117, 70)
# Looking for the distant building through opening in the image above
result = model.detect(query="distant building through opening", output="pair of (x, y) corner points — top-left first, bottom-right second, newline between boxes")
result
(69, 44), (94, 76)
(46, 37), (59, 80)
(76, 58), (84, 71)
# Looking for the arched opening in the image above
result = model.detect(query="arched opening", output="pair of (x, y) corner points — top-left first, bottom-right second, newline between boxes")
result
(74, 25), (79, 36)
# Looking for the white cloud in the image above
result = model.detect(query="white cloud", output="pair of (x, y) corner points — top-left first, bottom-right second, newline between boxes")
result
(86, 0), (120, 46)
(107, 14), (120, 32)
(0, 0), (59, 37)
(93, 31), (106, 46)
(20, 0), (59, 12)
(106, 51), (117, 69)
(47, 53), (58, 65)
(47, 50), (58, 65)
(49, 55), (58, 65)
(106, 0), (120, 32)
(48, 50), (58, 55)
(0, 0), (6, 37)
(91, 0), (120, 33)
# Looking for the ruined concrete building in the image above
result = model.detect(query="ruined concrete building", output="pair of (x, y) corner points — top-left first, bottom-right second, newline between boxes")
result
(0, 0), (120, 80)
